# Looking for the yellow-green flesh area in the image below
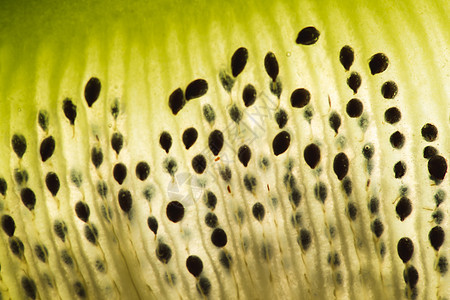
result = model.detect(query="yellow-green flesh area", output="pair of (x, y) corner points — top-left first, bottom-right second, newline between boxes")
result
(0, 0), (449, 299)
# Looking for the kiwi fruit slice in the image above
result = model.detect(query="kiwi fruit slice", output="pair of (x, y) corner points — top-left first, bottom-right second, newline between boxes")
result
(0, 0), (449, 299)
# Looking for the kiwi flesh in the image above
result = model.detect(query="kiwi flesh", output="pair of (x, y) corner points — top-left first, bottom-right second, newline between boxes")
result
(0, 0), (449, 299)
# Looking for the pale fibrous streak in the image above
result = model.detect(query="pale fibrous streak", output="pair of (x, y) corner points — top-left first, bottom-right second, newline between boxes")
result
(0, 0), (449, 299)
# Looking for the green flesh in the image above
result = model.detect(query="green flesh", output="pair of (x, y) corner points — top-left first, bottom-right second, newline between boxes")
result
(0, 0), (449, 299)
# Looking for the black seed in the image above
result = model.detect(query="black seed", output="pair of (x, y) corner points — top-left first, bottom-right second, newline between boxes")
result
(269, 79), (282, 98)
(347, 72), (362, 94)
(283, 174), (296, 189)
(264, 52), (279, 81)
(0, 177), (6, 196)
(397, 237), (414, 263)
(97, 181), (108, 198)
(272, 131), (290, 156)
(219, 71), (235, 92)
(118, 189), (133, 213)
(403, 265), (419, 289)
(185, 79), (208, 100)
(20, 188), (36, 211)
(219, 165), (232, 182)
(428, 155), (447, 181)
(159, 131), (172, 154)
(327, 252), (341, 267)
(393, 161), (407, 179)
(61, 250), (73, 267)
(95, 260), (106, 273)
(423, 146), (438, 159)
(238, 145), (252, 167)
(347, 202), (358, 220)
(192, 154), (207, 174)
(290, 88), (310, 108)
(135, 161), (150, 181)
(299, 228), (312, 251)
(196, 276), (211, 297)
(63, 98), (77, 125)
(205, 212), (218, 228)
(74, 281), (87, 298)
(9, 236), (24, 258)
(252, 202), (265, 221)
(371, 218), (384, 238)
(168, 88), (185, 115)
(432, 209), (444, 225)
(163, 158), (178, 176)
(231, 47), (248, 77)
(421, 123), (438, 142)
(75, 201), (90, 222)
(71, 170), (83, 187)
(38, 110), (49, 132)
(219, 250), (232, 269)
(1, 215), (15, 237)
(342, 177), (352, 196)
(381, 81), (398, 99)
(303, 143), (321, 169)
(329, 112), (341, 134)
(21, 276), (37, 299)
(166, 201), (184, 223)
(242, 84), (257, 107)
(333, 152), (349, 180)
(390, 131), (405, 149)
(429, 226), (445, 251)
(182, 127), (198, 150)
(111, 99), (120, 119)
(202, 104), (216, 124)
(296, 26), (320, 45)
(211, 228), (227, 247)
(142, 185), (155, 201)
(11, 134), (27, 159)
(368, 197), (379, 214)
(289, 188), (302, 208)
(34, 244), (48, 263)
(274, 109), (288, 129)
(45, 172), (60, 196)
(437, 256), (448, 275)
(362, 143), (375, 160)
(228, 104), (243, 123)
(384, 107), (401, 124)
(304, 107), (314, 123)
(369, 53), (389, 75)
(396, 197), (412, 221)
(314, 182), (328, 203)
(434, 190), (446, 206)
(204, 191), (217, 210)
(156, 242), (172, 264)
(208, 130), (224, 156)
(84, 77), (101, 107)
(111, 132), (124, 155)
(113, 163), (127, 185)
(40, 136), (55, 162)
(14, 169), (28, 186)
(339, 45), (354, 71)
(53, 220), (67, 242)
(84, 224), (98, 244)
(186, 255), (203, 277)
(91, 146), (103, 168)
(243, 174), (257, 193)
(346, 98), (363, 118)
(147, 216), (158, 235)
